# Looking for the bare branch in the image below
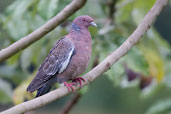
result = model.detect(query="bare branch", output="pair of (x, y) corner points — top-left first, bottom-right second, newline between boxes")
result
(106, 0), (118, 21)
(0, 0), (87, 63)
(59, 93), (82, 114)
(0, 0), (168, 113)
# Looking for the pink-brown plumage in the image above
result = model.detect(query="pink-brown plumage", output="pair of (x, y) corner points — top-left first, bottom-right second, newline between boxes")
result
(27, 15), (97, 97)
(57, 24), (92, 82)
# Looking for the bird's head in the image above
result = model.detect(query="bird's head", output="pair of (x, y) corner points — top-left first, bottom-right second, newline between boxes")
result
(72, 15), (97, 30)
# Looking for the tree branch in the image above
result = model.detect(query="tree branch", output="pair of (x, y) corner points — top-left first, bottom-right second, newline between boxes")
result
(0, 0), (168, 113)
(107, 0), (118, 21)
(0, 0), (87, 63)
(59, 93), (82, 114)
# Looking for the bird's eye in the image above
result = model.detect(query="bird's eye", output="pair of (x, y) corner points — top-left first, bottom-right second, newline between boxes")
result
(83, 19), (89, 22)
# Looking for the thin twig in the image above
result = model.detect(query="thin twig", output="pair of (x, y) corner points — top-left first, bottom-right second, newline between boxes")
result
(0, 0), (168, 113)
(59, 93), (81, 114)
(0, 0), (87, 63)
(107, 0), (118, 21)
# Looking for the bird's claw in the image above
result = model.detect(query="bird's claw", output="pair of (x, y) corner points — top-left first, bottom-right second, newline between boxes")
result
(64, 82), (76, 93)
(72, 77), (85, 88)
(64, 77), (85, 94)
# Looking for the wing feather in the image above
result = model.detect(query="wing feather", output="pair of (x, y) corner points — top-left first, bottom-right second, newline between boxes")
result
(27, 37), (75, 92)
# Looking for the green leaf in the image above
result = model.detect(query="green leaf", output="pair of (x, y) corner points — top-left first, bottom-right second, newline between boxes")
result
(115, 0), (134, 24)
(38, 0), (59, 19)
(105, 46), (149, 87)
(6, 52), (20, 65)
(13, 74), (36, 104)
(138, 28), (169, 83)
(0, 65), (17, 78)
(20, 47), (32, 72)
(48, 0), (59, 18)
(0, 79), (13, 104)
(6, 17), (29, 40)
(12, 0), (35, 17)
(132, 0), (155, 25)
(145, 99), (171, 114)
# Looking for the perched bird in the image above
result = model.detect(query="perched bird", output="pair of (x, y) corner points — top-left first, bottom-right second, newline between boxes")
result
(27, 15), (97, 97)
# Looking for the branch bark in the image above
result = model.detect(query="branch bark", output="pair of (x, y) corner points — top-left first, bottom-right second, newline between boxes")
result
(0, 0), (168, 113)
(0, 0), (87, 63)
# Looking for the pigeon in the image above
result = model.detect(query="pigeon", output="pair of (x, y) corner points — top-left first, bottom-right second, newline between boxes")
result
(27, 15), (97, 97)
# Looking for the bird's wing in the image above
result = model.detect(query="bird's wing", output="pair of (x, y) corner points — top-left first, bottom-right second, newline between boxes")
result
(27, 37), (75, 92)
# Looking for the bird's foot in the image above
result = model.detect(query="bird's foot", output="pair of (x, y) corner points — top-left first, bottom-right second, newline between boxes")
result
(64, 82), (76, 93)
(72, 77), (85, 88)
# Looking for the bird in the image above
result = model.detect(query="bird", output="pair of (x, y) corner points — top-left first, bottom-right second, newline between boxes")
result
(27, 15), (97, 97)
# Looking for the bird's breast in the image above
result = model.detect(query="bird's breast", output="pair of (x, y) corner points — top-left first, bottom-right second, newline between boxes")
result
(70, 40), (92, 78)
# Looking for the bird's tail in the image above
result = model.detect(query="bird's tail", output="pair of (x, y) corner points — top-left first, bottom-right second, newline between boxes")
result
(35, 84), (52, 98)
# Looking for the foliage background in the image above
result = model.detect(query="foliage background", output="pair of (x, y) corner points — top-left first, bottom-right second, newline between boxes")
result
(0, 0), (171, 114)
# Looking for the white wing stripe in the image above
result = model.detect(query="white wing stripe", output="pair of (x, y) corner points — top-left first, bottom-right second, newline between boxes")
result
(58, 46), (74, 73)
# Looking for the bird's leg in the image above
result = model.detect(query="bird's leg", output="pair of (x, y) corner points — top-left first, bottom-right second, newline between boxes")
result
(72, 77), (85, 88)
(64, 82), (76, 93)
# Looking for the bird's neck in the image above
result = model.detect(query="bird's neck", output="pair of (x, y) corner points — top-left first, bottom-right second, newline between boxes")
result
(70, 22), (89, 32)
(68, 25), (91, 43)
(71, 23), (81, 31)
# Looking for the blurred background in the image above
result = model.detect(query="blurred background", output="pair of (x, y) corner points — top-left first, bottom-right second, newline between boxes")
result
(0, 0), (171, 114)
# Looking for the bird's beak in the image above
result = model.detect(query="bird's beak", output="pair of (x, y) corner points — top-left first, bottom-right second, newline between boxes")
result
(90, 22), (97, 27)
